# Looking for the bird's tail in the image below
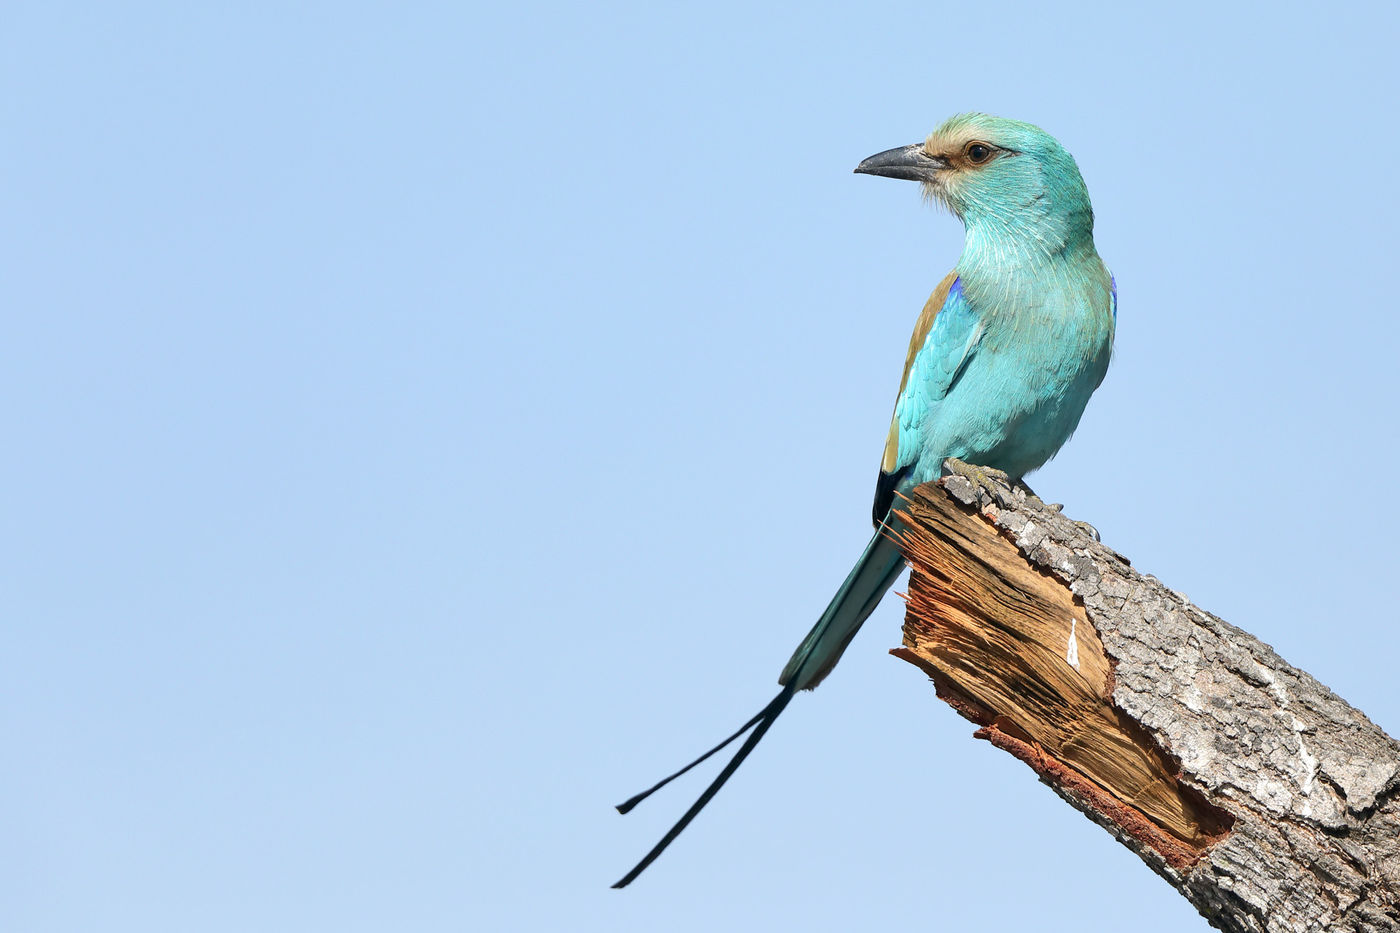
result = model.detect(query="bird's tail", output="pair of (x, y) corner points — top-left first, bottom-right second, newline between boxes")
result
(611, 525), (905, 888)
(778, 526), (906, 690)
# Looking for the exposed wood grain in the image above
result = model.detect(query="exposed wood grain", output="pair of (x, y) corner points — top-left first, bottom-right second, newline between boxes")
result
(890, 484), (1231, 864)
(888, 471), (1400, 933)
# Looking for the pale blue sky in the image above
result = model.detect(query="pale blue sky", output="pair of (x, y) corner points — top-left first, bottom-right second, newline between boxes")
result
(5, 2), (1398, 931)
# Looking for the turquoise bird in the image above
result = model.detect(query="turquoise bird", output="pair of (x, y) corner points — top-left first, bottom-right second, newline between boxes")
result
(613, 114), (1116, 887)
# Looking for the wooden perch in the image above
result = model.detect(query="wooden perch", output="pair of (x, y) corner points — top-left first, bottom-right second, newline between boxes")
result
(887, 473), (1400, 933)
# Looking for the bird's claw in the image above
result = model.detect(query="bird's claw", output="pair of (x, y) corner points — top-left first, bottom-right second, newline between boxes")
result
(942, 458), (1012, 490)
(1072, 519), (1101, 542)
(942, 457), (1042, 499)
(942, 458), (1064, 513)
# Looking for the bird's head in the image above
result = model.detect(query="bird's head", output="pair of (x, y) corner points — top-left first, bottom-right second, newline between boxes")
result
(857, 114), (1094, 250)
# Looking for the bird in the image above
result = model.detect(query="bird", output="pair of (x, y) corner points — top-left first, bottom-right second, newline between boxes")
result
(612, 114), (1116, 888)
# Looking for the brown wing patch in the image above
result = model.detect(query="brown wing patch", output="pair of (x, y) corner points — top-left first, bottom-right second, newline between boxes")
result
(881, 270), (959, 473)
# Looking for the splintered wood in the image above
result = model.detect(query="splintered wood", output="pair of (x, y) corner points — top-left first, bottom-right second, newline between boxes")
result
(888, 483), (1232, 868)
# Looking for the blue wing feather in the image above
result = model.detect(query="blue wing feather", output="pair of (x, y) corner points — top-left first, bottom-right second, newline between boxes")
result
(891, 278), (982, 473)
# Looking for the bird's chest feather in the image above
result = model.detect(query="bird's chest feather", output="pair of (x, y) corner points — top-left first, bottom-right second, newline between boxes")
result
(900, 271), (1113, 480)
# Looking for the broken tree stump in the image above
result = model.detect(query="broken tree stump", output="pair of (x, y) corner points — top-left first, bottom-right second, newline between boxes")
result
(887, 473), (1400, 933)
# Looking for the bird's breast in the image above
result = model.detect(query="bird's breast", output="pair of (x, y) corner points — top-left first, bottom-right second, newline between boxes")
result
(902, 259), (1114, 482)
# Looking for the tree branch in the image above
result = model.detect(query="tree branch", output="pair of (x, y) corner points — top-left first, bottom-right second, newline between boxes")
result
(887, 473), (1400, 932)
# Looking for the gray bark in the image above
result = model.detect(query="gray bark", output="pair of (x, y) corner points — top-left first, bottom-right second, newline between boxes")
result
(894, 472), (1400, 932)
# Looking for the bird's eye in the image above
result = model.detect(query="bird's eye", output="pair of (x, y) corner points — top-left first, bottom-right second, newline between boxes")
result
(966, 143), (992, 164)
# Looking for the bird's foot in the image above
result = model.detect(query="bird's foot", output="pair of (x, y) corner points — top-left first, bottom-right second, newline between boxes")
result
(1014, 479), (1047, 509)
(1072, 519), (1102, 542)
(942, 459), (1058, 513)
(941, 459), (1101, 541)
(941, 458), (1037, 502)
(942, 458), (1012, 491)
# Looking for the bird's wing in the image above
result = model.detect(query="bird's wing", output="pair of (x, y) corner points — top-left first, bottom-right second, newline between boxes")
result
(872, 271), (982, 524)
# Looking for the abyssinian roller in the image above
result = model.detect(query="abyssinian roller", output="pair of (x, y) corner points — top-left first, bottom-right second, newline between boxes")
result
(614, 114), (1116, 887)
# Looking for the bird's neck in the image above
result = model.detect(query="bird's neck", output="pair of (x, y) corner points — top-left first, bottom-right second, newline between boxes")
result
(959, 209), (1096, 273)
(954, 215), (1103, 313)
(962, 201), (1093, 259)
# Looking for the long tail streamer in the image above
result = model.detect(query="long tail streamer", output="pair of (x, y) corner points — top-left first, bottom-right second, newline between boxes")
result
(611, 686), (795, 888)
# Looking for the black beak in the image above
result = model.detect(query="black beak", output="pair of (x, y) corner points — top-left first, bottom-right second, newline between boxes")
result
(854, 144), (945, 182)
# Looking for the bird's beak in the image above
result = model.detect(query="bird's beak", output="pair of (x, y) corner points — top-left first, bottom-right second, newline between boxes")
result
(854, 144), (946, 182)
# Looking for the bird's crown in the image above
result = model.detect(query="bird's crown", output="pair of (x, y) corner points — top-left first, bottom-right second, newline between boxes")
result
(921, 113), (1094, 248)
